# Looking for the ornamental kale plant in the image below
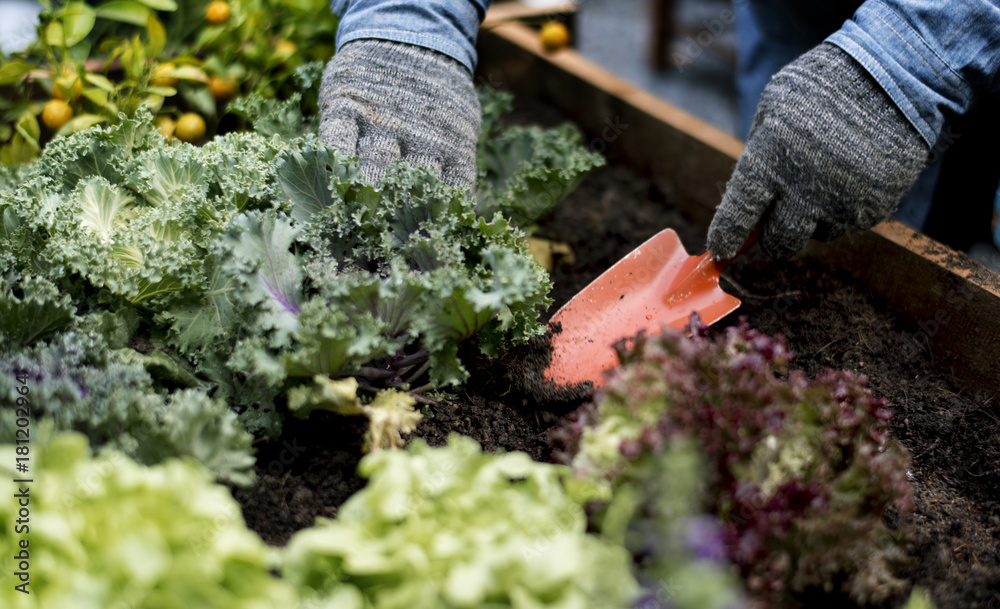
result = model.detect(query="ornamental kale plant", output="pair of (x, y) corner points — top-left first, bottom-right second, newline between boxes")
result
(0, 277), (255, 485)
(476, 89), (605, 227)
(0, 90), (601, 467)
(551, 316), (915, 608)
(282, 434), (639, 609)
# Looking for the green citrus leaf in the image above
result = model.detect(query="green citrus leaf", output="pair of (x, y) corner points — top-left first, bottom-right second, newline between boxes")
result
(0, 61), (34, 85)
(146, 13), (167, 57)
(136, 0), (178, 10)
(60, 2), (97, 47)
(95, 0), (151, 26)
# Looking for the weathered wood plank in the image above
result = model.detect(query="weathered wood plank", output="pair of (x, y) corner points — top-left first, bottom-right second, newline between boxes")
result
(482, 1), (577, 29)
(477, 21), (1000, 397)
(807, 223), (1000, 397)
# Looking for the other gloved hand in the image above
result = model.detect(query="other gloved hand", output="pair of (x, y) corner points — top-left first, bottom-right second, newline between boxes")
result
(707, 43), (930, 260)
(318, 39), (481, 190)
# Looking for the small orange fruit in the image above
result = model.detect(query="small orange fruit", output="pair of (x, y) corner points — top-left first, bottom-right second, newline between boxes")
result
(149, 62), (179, 88)
(52, 66), (84, 101)
(154, 115), (176, 140)
(174, 112), (206, 143)
(205, 0), (231, 25)
(54, 79), (83, 101)
(42, 99), (74, 131)
(539, 21), (571, 53)
(274, 39), (297, 57)
(208, 75), (237, 102)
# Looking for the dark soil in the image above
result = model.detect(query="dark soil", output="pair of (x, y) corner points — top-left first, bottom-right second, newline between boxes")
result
(232, 105), (1000, 609)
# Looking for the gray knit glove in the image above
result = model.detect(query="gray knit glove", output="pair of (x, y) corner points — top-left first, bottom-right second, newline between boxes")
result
(707, 43), (930, 259)
(319, 39), (481, 189)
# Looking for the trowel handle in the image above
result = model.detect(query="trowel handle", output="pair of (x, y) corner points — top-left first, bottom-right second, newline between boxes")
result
(714, 227), (760, 272)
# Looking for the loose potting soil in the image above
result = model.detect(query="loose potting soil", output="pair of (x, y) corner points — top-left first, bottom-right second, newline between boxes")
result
(232, 106), (1000, 609)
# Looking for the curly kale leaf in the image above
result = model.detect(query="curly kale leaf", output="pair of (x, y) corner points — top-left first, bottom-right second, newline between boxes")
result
(39, 174), (207, 305)
(228, 92), (313, 140)
(0, 275), (76, 350)
(221, 210), (304, 348)
(156, 254), (242, 363)
(202, 130), (288, 213)
(274, 138), (370, 222)
(153, 388), (256, 488)
(281, 297), (395, 379)
(199, 349), (285, 441)
(22, 108), (161, 193)
(0, 332), (255, 485)
(126, 146), (209, 208)
(476, 122), (604, 226)
(478, 86), (515, 146)
(227, 161), (551, 389)
(0, 88), (599, 455)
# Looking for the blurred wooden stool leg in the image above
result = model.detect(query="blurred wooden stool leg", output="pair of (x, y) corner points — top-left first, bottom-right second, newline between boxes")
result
(650, 0), (675, 71)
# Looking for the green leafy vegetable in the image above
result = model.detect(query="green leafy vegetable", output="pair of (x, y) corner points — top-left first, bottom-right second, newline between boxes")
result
(0, 325), (255, 486)
(551, 316), (915, 608)
(283, 434), (639, 609)
(1, 87), (601, 455)
(476, 88), (604, 226)
(0, 275), (76, 350)
(0, 428), (296, 608)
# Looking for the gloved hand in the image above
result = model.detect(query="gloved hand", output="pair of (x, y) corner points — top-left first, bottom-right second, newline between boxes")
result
(319, 39), (481, 189)
(707, 43), (930, 260)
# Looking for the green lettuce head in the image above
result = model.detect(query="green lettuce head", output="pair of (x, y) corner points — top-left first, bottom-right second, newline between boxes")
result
(0, 427), (296, 608)
(283, 434), (639, 609)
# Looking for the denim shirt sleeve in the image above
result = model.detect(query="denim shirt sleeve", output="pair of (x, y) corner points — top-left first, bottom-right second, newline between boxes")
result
(329, 0), (493, 73)
(826, 0), (1000, 148)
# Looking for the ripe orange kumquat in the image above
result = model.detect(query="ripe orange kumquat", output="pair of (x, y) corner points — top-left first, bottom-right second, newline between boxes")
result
(539, 21), (571, 53)
(42, 99), (74, 131)
(206, 1), (232, 25)
(174, 113), (206, 143)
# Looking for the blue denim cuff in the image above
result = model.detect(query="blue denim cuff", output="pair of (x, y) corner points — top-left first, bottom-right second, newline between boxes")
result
(826, 0), (998, 149)
(330, 0), (491, 74)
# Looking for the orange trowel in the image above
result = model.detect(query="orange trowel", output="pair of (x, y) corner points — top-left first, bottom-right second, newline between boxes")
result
(544, 228), (749, 388)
